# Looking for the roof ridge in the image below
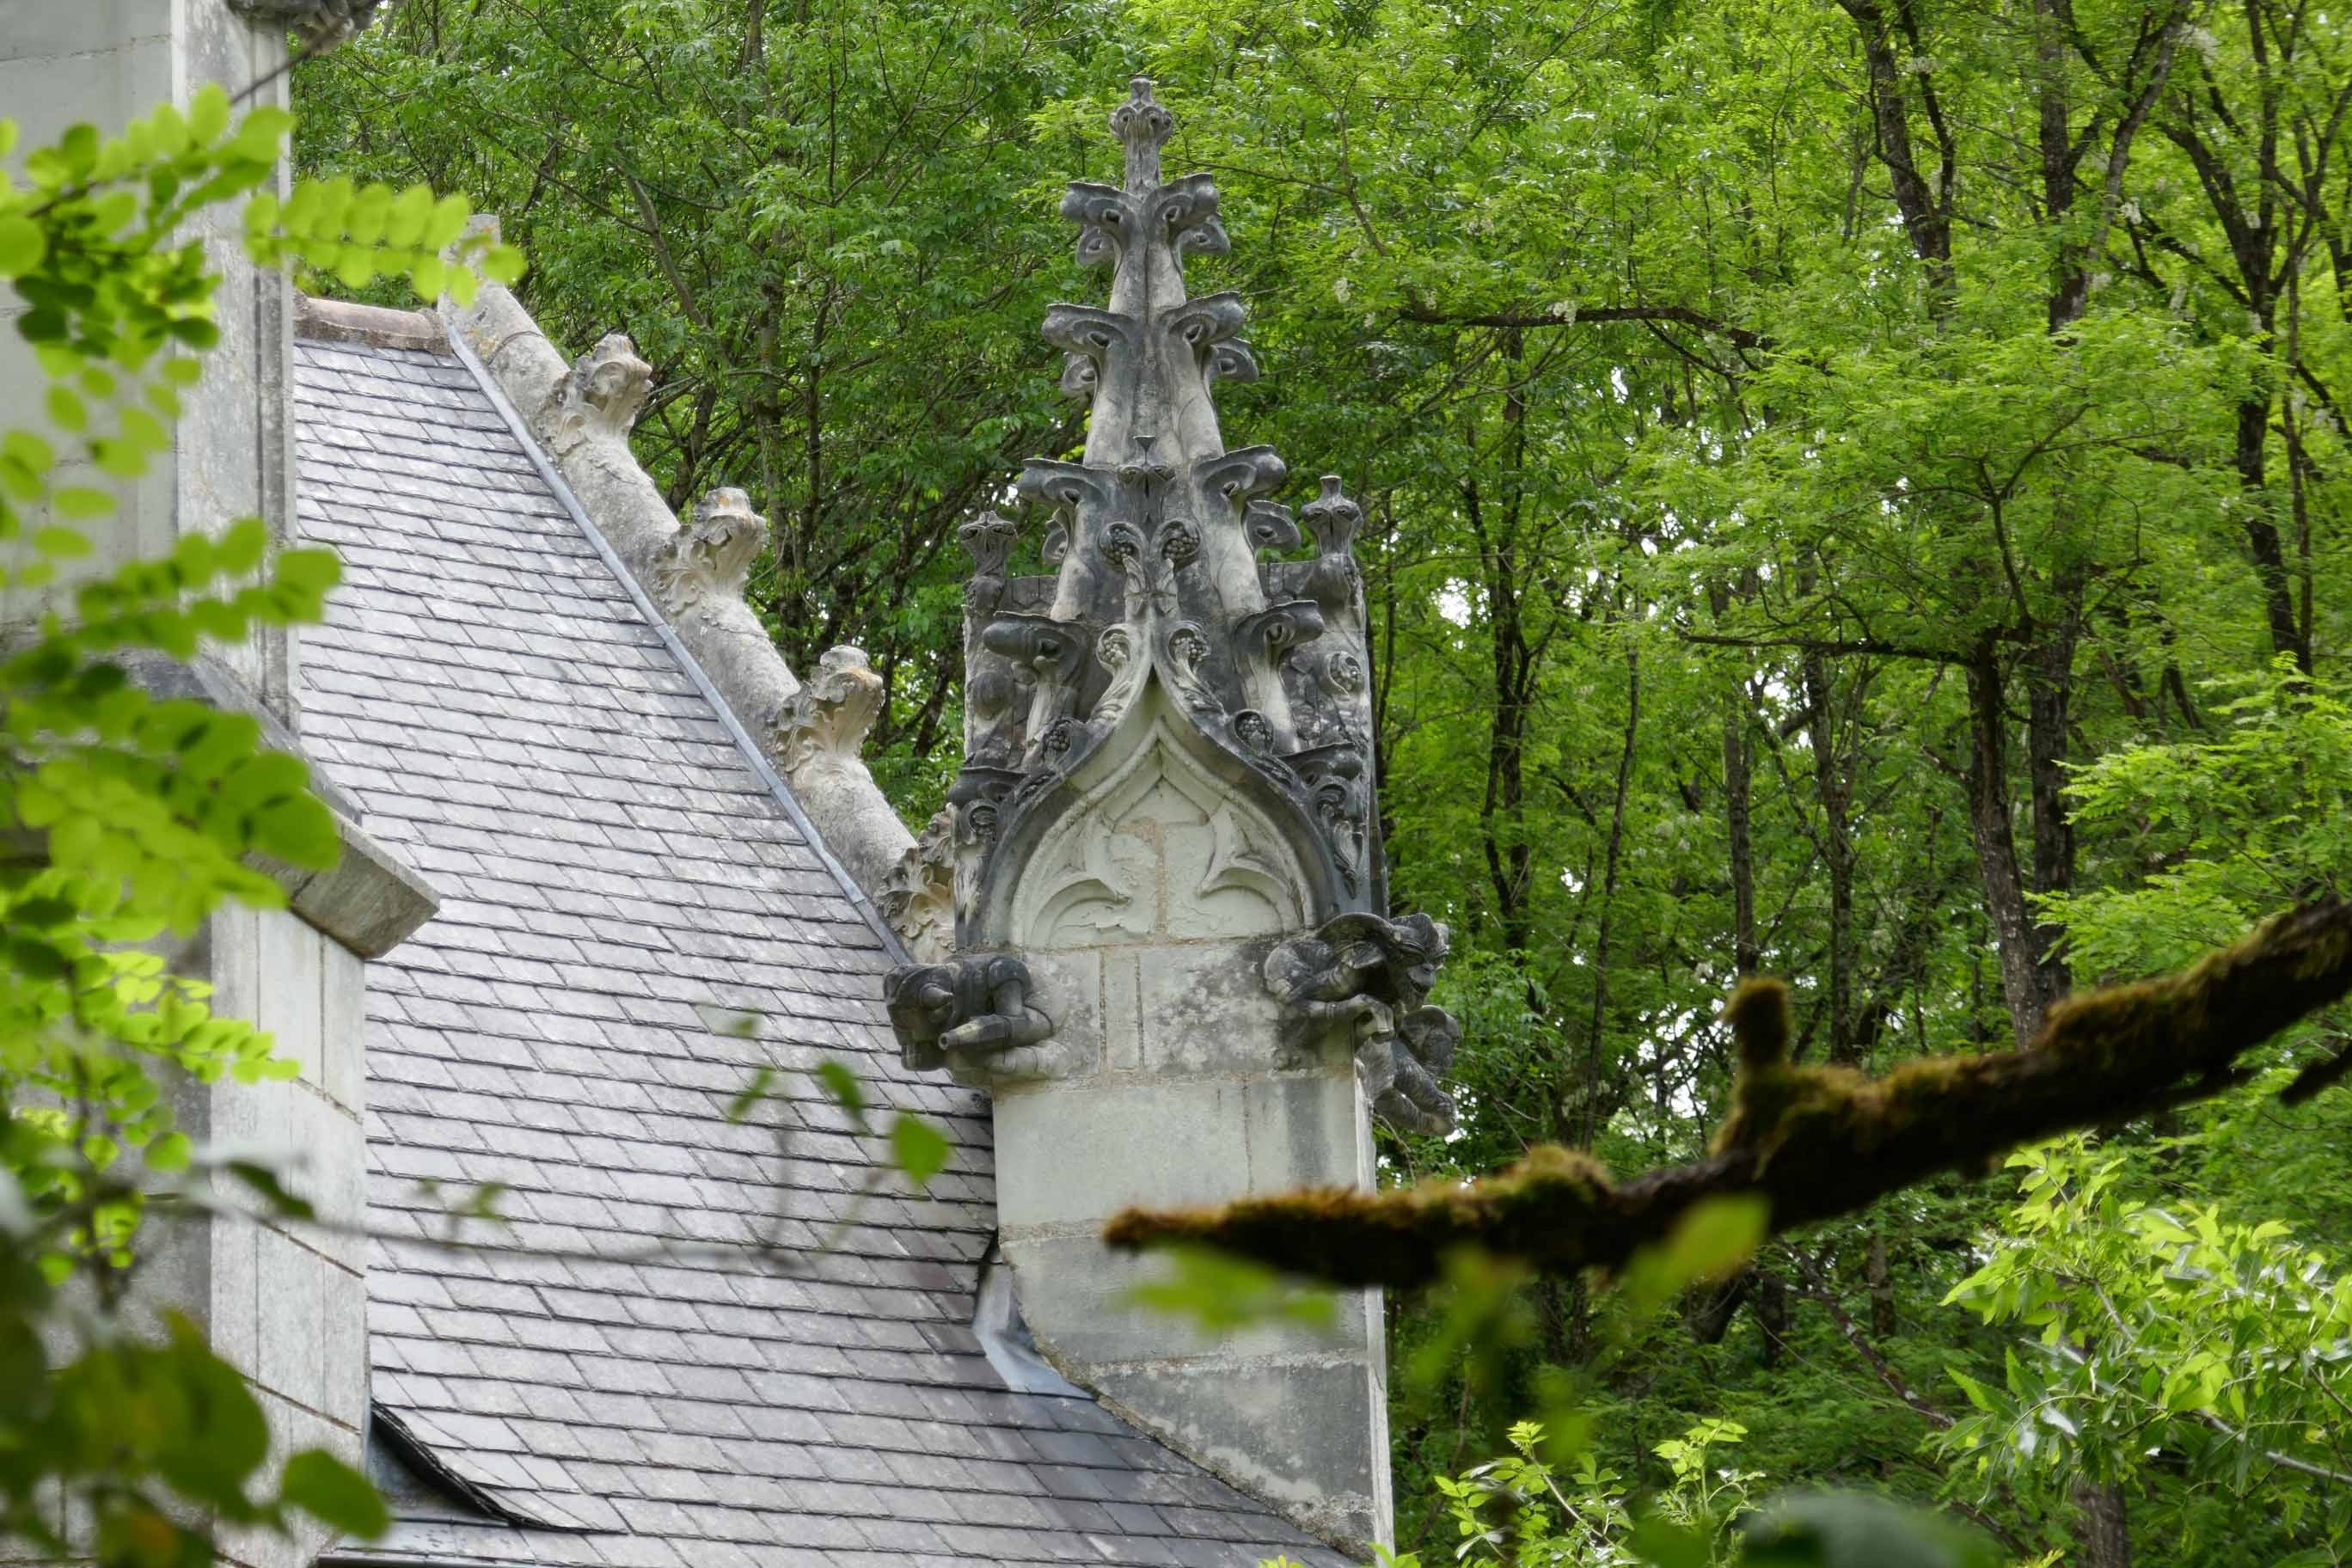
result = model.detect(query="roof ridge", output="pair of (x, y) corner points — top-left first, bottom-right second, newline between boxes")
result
(438, 322), (907, 961)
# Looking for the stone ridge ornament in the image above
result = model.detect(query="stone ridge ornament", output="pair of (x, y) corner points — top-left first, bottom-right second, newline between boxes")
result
(769, 643), (887, 776)
(885, 77), (1460, 1133)
(549, 333), (652, 451)
(652, 487), (764, 623)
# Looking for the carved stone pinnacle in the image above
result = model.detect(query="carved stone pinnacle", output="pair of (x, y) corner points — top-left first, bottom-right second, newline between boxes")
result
(1111, 77), (1173, 193)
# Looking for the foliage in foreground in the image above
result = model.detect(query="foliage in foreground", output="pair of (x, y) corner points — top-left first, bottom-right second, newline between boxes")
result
(0, 88), (507, 1565)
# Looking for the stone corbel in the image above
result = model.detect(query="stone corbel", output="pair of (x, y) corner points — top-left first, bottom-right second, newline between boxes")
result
(1263, 912), (1461, 1135)
(767, 645), (885, 779)
(651, 487), (763, 624)
(885, 953), (1053, 1073)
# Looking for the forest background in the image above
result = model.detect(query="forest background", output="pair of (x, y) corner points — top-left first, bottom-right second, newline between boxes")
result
(293, 0), (2352, 1561)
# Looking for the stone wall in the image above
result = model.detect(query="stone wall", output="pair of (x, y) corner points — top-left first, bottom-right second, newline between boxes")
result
(0, 0), (299, 716)
(971, 689), (1392, 1551)
(3, 13), (432, 1566)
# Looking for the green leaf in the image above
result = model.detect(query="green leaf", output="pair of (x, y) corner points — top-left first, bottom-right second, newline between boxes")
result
(887, 1112), (951, 1191)
(3, 430), (56, 473)
(249, 796), (340, 870)
(46, 384), (89, 433)
(814, 1057), (869, 1132)
(222, 1160), (315, 1223)
(725, 1065), (776, 1122)
(422, 193), (473, 249)
(481, 242), (527, 285)
(1126, 1244), (1338, 1333)
(1627, 1516), (1714, 1568)
(0, 213), (46, 276)
(1741, 1491), (2004, 1568)
(280, 1449), (389, 1538)
(189, 83), (230, 143)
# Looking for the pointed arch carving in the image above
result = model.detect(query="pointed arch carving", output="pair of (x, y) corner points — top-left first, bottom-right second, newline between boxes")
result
(985, 686), (1308, 949)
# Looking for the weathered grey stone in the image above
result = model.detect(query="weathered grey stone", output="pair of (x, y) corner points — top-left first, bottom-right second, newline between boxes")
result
(652, 487), (763, 624)
(878, 810), (956, 961)
(292, 294), (450, 353)
(1088, 1357), (1390, 1551)
(254, 812), (441, 959)
(875, 79), (1460, 1553)
(441, 272), (920, 923)
(883, 952), (1053, 1073)
(764, 643), (920, 901)
(1264, 913), (1460, 1134)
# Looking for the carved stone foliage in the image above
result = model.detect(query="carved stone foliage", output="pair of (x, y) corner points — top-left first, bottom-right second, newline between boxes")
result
(1009, 700), (1306, 948)
(879, 810), (955, 960)
(549, 333), (651, 450)
(227, 0), (388, 46)
(885, 953), (1052, 1072)
(1263, 913), (1461, 1135)
(652, 487), (763, 622)
(768, 645), (885, 777)
(915, 80), (1389, 944)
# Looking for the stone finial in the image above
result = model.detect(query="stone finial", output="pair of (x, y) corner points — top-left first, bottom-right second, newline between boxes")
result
(551, 333), (651, 450)
(885, 82), (1427, 1549)
(960, 510), (1019, 581)
(768, 645), (886, 777)
(652, 487), (764, 622)
(1111, 77), (1174, 193)
(1301, 475), (1362, 558)
(910, 77), (1429, 960)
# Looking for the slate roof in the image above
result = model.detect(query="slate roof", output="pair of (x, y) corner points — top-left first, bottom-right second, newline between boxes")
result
(288, 322), (1350, 1568)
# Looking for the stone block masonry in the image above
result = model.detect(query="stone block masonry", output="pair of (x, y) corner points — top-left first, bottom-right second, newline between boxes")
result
(880, 79), (1467, 1554)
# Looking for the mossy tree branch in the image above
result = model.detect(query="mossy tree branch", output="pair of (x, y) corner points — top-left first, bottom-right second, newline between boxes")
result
(1104, 900), (2352, 1289)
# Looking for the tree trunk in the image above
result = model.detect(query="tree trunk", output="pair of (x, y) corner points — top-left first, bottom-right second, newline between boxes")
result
(1724, 692), (1758, 978)
(2072, 1478), (2133, 1568)
(2236, 395), (2310, 671)
(1963, 653), (2049, 1043)
(1804, 651), (1856, 1060)
(1757, 1271), (1791, 1368)
(2024, 580), (2081, 1001)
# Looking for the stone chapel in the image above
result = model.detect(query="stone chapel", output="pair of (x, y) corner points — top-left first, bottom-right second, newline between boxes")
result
(2, 7), (1463, 1565)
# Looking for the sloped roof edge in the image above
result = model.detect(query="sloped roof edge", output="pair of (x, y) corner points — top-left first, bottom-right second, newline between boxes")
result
(438, 322), (906, 960)
(430, 261), (931, 950)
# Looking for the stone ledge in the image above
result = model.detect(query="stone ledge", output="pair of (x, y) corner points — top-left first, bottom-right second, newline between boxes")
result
(1, 814), (438, 959)
(293, 294), (451, 354)
(254, 813), (438, 959)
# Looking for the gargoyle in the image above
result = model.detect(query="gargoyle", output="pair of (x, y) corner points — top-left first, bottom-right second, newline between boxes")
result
(885, 954), (1052, 1073)
(1263, 912), (1460, 1135)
